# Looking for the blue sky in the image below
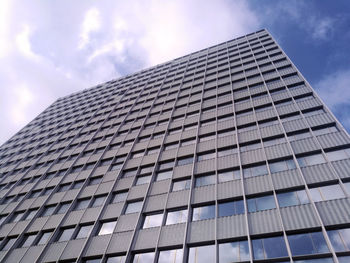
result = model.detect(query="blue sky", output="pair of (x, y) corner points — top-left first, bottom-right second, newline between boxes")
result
(0, 0), (349, 145)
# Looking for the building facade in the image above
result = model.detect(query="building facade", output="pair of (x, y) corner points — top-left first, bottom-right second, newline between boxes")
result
(0, 29), (350, 263)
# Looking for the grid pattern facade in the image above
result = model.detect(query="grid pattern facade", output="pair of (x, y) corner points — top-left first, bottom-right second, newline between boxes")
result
(0, 29), (350, 263)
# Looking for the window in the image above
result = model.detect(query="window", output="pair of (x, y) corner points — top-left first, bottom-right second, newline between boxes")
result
(288, 231), (329, 256)
(195, 174), (215, 187)
(218, 147), (238, 157)
(98, 221), (117, 235)
(37, 231), (53, 245)
(89, 176), (102, 185)
(74, 199), (90, 210)
(193, 205), (215, 221)
(327, 228), (350, 252)
(189, 244), (215, 263)
(112, 192), (128, 203)
(218, 169), (240, 183)
(1, 237), (16, 251)
(197, 152), (216, 161)
(243, 164), (268, 178)
(252, 236), (288, 260)
(85, 258), (102, 263)
(133, 252), (155, 263)
(309, 184), (345, 202)
(41, 205), (56, 217)
(72, 180), (84, 189)
(294, 259), (333, 263)
(125, 201), (143, 214)
(247, 195), (276, 212)
(156, 170), (173, 181)
(269, 159), (296, 173)
(21, 233), (37, 247)
(158, 249), (183, 263)
(326, 148), (350, 161)
(24, 209), (38, 220)
(135, 175), (151, 185)
(172, 179), (191, 191)
(218, 200), (244, 217)
(219, 240), (250, 262)
(166, 209), (188, 225)
(143, 213), (163, 228)
(297, 153), (326, 167)
(123, 169), (137, 178)
(177, 156), (194, 166)
(57, 227), (75, 242)
(277, 190), (309, 207)
(57, 202), (71, 214)
(106, 255), (126, 263)
(58, 183), (70, 192)
(76, 224), (93, 239)
(91, 196), (106, 207)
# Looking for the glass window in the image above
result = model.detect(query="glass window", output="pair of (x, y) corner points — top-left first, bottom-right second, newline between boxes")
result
(338, 256), (350, 263)
(89, 176), (102, 185)
(243, 164), (268, 178)
(172, 179), (191, 191)
(309, 184), (345, 202)
(297, 153), (326, 167)
(177, 156), (194, 166)
(195, 174), (216, 187)
(123, 169), (137, 178)
(98, 221), (117, 235)
(218, 147), (238, 157)
(327, 228), (350, 252)
(57, 227), (75, 242)
(24, 209), (38, 220)
(57, 202), (71, 214)
(91, 196), (106, 207)
(74, 199), (90, 210)
(156, 170), (173, 181)
(189, 244), (215, 263)
(125, 201), (143, 214)
(326, 148), (350, 161)
(158, 249), (183, 263)
(143, 213), (163, 228)
(159, 160), (175, 170)
(1, 237), (16, 251)
(85, 259), (102, 263)
(72, 180), (84, 189)
(247, 195), (276, 212)
(76, 224), (93, 239)
(112, 192), (128, 203)
(288, 231), (329, 256)
(219, 240), (250, 262)
(42, 205), (56, 217)
(197, 152), (216, 161)
(166, 209), (188, 225)
(277, 190), (309, 207)
(136, 175), (151, 185)
(218, 169), (240, 183)
(21, 233), (37, 247)
(218, 200), (245, 217)
(106, 255), (126, 263)
(58, 183), (70, 192)
(344, 182), (350, 195)
(240, 142), (261, 152)
(133, 252), (155, 263)
(37, 231), (53, 245)
(269, 159), (296, 173)
(252, 236), (288, 260)
(193, 205), (215, 221)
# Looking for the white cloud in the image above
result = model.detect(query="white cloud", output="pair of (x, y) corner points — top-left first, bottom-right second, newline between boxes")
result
(0, 0), (261, 146)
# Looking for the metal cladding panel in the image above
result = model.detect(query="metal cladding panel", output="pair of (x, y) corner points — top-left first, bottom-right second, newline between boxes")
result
(240, 149), (265, 165)
(276, 103), (298, 116)
(217, 119), (235, 132)
(197, 140), (216, 153)
(167, 190), (190, 209)
(235, 101), (252, 112)
(217, 214), (246, 239)
(291, 137), (321, 154)
(305, 113), (334, 128)
(201, 111), (216, 121)
(150, 179), (171, 196)
(79, 185), (98, 199)
(20, 246), (44, 263)
(160, 148), (177, 161)
(164, 133), (181, 144)
(217, 180), (242, 200)
(124, 157), (142, 169)
(199, 124), (216, 136)
(248, 209), (282, 235)
(107, 231), (133, 254)
(62, 189), (80, 202)
(217, 135), (236, 149)
(5, 248), (27, 263)
(158, 223), (186, 247)
(81, 207), (101, 223)
(265, 143), (292, 160)
(316, 198), (350, 226)
(244, 175), (272, 195)
(301, 163), (337, 184)
(260, 124), (283, 138)
(127, 184), (148, 201)
(177, 144), (196, 158)
(63, 210), (85, 226)
(116, 213), (139, 232)
(85, 234), (111, 257)
(271, 169), (304, 190)
(43, 214), (65, 229)
(317, 132), (350, 149)
(28, 217), (49, 232)
(195, 159), (216, 175)
(188, 219), (215, 243)
(41, 242), (66, 262)
(297, 97), (322, 110)
(134, 227), (160, 250)
(173, 164), (193, 180)
(238, 129), (260, 143)
(60, 239), (86, 260)
(102, 203), (124, 220)
(280, 204), (321, 231)
(332, 159), (350, 179)
(144, 194), (167, 212)
(96, 182), (114, 195)
(217, 105), (234, 117)
(283, 118), (308, 133)
(255, 108), (276, 121)
(289, 85), (312, 97)
(115, 177), (134, 191)
(9, 221), (30, 236)
(217, 154), (240, 170)
(236, 114), (255, 126)
(192, 185), (216, 204)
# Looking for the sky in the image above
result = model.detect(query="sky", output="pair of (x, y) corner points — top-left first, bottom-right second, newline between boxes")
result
(0, 0), (350, 146)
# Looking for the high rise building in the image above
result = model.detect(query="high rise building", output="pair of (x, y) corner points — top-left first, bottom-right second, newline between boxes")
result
(0, 29), (350, 263)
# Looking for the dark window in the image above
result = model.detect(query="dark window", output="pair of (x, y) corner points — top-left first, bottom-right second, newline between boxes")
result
(277, 190), (309, 207)
(57, 227), (75, 242)
(247, 195), (276, 212)
(75, 224), (93, 239)
(218, 200), (245, 217)
(288, 231), (329, 256)
(252, 236), (288, 259)
(37, 231), (53, 245)
(177, 156), (194, 166)
(112, 192), (128, 203)
(172, 179), (191, 191)
(328, 228), (350, 252)
(193, 205), (215, 221)
(195, 174), (215, 187)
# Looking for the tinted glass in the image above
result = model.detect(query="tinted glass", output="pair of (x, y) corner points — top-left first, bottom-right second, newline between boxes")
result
(157, 170), (173, 181)
(327, 228), (350, 252)
(37, 231), (52, 245)
(219, 241), (250, 262)
(172, 179), (191, 191)
(113, 192), (128, 203)
(125, 201), (143, 214)
(58, 228), (75, 242)
(195, 174), (216, 187)
(252, 236), (288, 259)
(106, 256), (126, 263)
(218, 200), (244, 217)
(288, 232), (329, 256)
(218, 170), (240, 183)
(76, 225), (93, 239)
